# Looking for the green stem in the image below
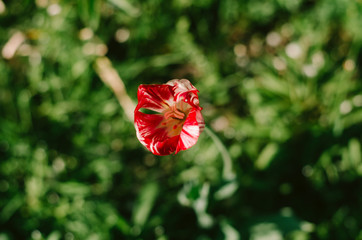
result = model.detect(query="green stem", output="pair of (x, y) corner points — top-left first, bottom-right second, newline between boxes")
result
(204, 126), (235, 181)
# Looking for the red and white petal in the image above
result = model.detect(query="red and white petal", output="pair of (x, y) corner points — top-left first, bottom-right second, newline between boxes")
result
(149, 135), (179, 156)
(167, 79), (197, 94)
(196, 109), (205, 133)
(134, 112), (164, 144)
(167, 79), (201, 109)
(175, 108), (201, 154)
(135, 84), (174, 114)
(134, 111), (179, 155)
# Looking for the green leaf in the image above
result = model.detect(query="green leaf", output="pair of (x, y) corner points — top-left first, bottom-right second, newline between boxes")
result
(255, 143), (279, 170)
(107, 0), (140, 16)
(56, 182), (91, 196)
(132, 182), (159, 228)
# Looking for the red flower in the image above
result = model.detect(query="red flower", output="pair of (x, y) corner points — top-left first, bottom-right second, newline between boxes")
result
(134, 79), (204, 155)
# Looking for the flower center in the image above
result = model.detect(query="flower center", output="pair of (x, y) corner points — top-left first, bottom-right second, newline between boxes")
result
(160, 103), (189, 137)
(164, 104), (185, 120)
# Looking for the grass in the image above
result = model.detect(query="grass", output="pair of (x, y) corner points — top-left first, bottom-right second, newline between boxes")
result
(1, 0), (362, 239)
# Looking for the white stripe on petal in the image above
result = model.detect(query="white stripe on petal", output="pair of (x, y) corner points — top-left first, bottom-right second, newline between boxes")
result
(180, 125), (199, 149)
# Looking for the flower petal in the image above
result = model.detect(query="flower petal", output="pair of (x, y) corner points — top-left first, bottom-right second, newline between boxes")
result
(175, 108), (201, 154)
(135, 84), (174, 113)
(196, 109), (205, 133)
(167, 79), (201, 110)
(149, 135), (179, 156)
(134, 111), (178, 155)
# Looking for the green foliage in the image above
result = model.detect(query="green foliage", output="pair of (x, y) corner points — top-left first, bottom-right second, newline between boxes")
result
(1, 0), (362, 239)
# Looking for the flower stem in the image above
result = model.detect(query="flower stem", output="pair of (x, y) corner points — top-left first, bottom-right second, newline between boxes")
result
(204, 126), (236, 181)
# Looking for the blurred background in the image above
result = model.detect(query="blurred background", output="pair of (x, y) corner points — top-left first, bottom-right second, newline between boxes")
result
(1, 0), (362, 239)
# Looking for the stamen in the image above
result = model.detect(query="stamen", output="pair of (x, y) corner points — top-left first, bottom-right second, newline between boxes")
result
(164, 111), (173, 119)
(172, 109), (185, 119)
(164, 104), (185, 120)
